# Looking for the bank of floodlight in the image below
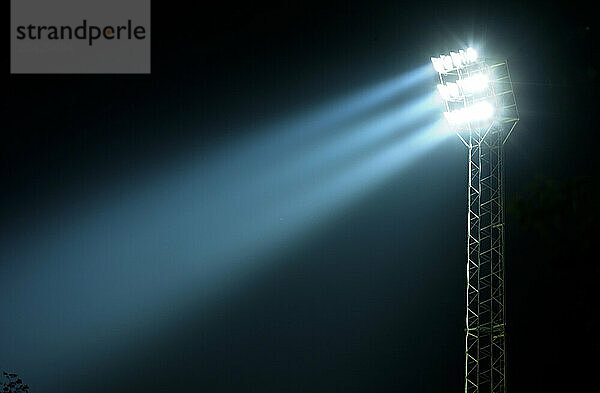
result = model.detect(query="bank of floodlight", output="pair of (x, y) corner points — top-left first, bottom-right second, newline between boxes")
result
(443, 101), (494, 124)
(432, 47), (499, 131)
(457, 73), (489, 93)
(431, 47), (478, 73)
(436, 83), (459, 100)
(437, 73), (489, 102)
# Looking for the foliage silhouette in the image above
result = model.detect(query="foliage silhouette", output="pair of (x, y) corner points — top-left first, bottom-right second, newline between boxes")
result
(1, 372), (29, 393)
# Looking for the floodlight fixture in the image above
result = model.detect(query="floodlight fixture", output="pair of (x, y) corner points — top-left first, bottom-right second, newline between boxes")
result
(466, 47), (477, 62)
(431, 57), (445, 73)
(430, 47), (478, 73)
(443, 101), (494, 124)
(431, 46), (519, 393)
(442, 55), (454, 71)
(457, 73), (489, 94)
(437, 82), (461, 101)
(450, 51), (464, 68)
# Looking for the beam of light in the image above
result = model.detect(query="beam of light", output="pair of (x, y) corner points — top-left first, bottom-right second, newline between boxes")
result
(246, 92), (442, 202)
(282, 92), (440, 174)
(269, 120), (453, 228)
(208, 64), (435, 170)
(0, 67), (442, 392)
(298, 64), (434, 131)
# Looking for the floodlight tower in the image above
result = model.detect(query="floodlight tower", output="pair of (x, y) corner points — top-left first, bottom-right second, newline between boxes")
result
(431, 48), (519, 393)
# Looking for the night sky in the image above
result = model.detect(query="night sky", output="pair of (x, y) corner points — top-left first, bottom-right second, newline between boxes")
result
(2, 1), (599, 392)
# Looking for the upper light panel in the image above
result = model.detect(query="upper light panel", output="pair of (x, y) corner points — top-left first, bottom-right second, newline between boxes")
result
(431, 47), (478, 73)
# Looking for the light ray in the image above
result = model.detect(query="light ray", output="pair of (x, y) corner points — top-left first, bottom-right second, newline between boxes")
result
(0, 65), (442, 392)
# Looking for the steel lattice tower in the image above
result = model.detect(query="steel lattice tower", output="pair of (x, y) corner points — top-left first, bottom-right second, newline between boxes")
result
(433, 51), (519, 393)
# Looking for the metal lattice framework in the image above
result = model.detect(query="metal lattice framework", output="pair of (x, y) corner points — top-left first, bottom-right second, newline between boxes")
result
(435, 55), (518, 393)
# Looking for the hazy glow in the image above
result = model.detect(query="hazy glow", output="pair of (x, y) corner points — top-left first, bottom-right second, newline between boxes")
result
(442, 55), (454, 71)
(0, 64), (443, 392)
(273, 92), (440, 185)
(444, 101), (494, 124)
(466, 47), (478, 62)
(457, 73), (489, 93)
(431, 57), (445, 73)
(437, 82), (460, 100)
(450, 51), (465, 68)
(437, 84), (450, 100)
(229, 64), (434, 151)
(282, 121), (451, 224)
(431, 47), (479, 73)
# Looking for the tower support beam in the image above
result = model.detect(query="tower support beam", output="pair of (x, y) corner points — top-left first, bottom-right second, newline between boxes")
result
(431, 51), (518, 393)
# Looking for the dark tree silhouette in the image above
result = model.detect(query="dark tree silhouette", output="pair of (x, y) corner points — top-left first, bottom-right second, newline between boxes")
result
(1, 372), (29, 393)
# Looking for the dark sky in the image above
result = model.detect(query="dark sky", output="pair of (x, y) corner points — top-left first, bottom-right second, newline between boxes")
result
(2, 1), (599, 392)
